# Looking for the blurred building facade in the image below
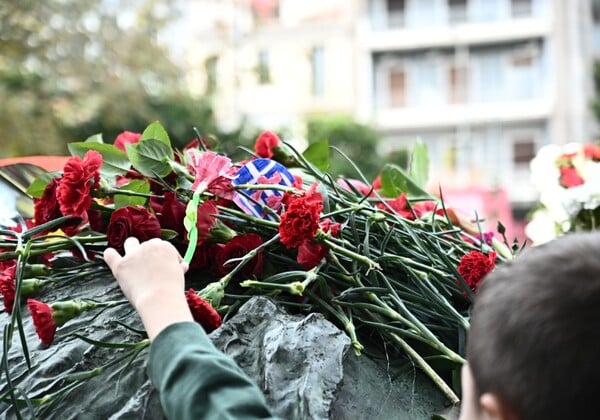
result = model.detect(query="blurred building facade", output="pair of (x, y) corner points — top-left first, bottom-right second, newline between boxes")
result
(179, 0), (598, 217)
(360, 0), (596, 212)
(182, 0), (359, 134)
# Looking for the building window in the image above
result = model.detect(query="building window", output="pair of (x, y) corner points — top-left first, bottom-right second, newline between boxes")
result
(387, 0), (405, 28)
(593, 0), (600, 54)
(510, 47), (536, 99)
(594, 0), (600, 23)
(448, 0), (468, 25)
(389, 68), (406, 107)
(204, 56), (218, 95)
(513, 138), (536, 165)
(257, 50), (271, 84)
(511, 0), (532, 18)
(448, 65), (467, 104)
(311, 46), (325, 97)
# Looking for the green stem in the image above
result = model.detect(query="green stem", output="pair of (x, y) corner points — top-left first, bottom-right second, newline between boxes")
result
(0, 236), (107, 260)
(183, 187), (203, 265)
(319, 236), (380, 271)
(104, 187), (160, 199)
(218, 206), (280, 229)
(387, 331), (460, 404)
(491, 237), (513, 260)
(234, 184), (301, 194)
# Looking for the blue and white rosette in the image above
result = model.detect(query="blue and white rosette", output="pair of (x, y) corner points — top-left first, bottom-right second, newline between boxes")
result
(232, 159), (295, 220)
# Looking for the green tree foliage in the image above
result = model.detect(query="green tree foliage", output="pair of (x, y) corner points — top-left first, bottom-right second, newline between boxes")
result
(0, 0), (233, 155)
(306, 115), (383, 180)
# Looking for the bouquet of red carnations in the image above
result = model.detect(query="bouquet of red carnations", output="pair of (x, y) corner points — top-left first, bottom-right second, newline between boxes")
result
(0, 122), (511, 413)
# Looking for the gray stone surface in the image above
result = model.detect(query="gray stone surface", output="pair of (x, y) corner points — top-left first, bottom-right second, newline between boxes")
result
(0, 274), (446, 419)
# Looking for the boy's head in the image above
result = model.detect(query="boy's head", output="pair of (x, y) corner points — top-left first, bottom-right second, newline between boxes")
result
(460, 232), (600, 420)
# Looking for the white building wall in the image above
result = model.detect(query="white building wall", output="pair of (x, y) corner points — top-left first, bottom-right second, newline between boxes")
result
(362, 0), (595, 204)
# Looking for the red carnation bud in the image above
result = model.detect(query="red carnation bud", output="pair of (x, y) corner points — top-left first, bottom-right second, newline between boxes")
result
(28, 299), (109, 345)
(0, 266), (17, 313)
(27, 299), (57, 345)
(114, 131), (142, 152)
(254, 131), (281, 159)
(185, 289), (222, 333)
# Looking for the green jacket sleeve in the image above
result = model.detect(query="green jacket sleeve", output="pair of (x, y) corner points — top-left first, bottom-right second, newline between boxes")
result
(148, 321), (278, 420)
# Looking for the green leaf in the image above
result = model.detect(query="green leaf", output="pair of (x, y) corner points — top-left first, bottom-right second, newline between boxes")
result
(302, 140), (329, 171)
(160, 229), (179, 240)
(113, 179), (151, 208)
(408, 140), (429, 188)
(67, 142), (131, 177)
(141, 121), (171, 147)
(126, 140), (173, 178)
(84, 133), (104, 144)
(26, 172), (61, 198)
(380, 164), (432, 199)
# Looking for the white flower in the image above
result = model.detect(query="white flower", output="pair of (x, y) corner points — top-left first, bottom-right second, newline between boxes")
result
(529, 144), (561, 193)
(527, 142), (600, 241)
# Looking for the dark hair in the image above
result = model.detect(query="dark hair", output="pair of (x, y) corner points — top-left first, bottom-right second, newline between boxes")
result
(467, 232), (600, 420)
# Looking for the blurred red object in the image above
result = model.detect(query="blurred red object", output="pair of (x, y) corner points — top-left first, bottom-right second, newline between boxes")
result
(440, 187), (526, 243)
(0, 156), (68, 172)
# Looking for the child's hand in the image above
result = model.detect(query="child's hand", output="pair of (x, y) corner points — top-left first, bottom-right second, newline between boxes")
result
(104, 237), (193, 339)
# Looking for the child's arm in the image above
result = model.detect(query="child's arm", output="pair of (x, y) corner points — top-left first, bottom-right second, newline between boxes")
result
(104, 237), (278, 419)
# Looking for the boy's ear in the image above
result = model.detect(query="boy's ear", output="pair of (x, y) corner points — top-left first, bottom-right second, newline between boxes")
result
(480, 393), (520, 420)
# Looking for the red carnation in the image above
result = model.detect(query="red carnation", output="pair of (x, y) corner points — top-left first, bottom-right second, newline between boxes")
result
(337, 178), (373, 196)
(457, 251), (497, 293)
(57, 151), (103, 219)
(559, 166), (584, 188)
(34, 177), (63, 226)
(0, 266), (17, 313)
(151, 192), (187, 237)
(254, 131), (281, 159)
(372, 175), (382, 190)
(413, 201), (445, 219)
(279, 189), (323, 249)
(297, 241), (328, 270)
(185, 289), (222, 333)
(0, 257), (16, 272)
(197, 200), (219, 241)
(27, 299), (57, 345)
(377, 194), (414, 219)
(215, 233), (264, 277)
(190, 242), (219, 271)
(114, 131), (142, 152)
(33, 178), (82, 235)
(106, 206), (162, 253)
(87, 209), (106, 233)
(297, 218), (341, 269)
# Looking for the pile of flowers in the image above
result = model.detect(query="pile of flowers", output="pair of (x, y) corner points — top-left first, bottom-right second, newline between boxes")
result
(0, 122), (512, 415)
(526, 142), (600, 244)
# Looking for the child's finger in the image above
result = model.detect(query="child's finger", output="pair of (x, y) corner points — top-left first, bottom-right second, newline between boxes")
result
(181, 261), (189, 273)
(123, 237), (140, 255)
(103, 247), (122, 269)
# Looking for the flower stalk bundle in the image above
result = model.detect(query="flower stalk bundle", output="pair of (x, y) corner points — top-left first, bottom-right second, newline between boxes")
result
(0, 123), (512, 414)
